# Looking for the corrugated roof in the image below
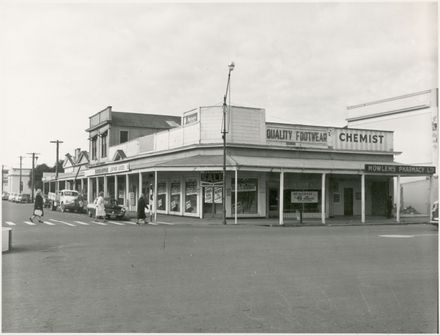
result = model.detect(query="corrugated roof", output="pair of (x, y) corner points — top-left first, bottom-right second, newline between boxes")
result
(112, 112), (181, 129)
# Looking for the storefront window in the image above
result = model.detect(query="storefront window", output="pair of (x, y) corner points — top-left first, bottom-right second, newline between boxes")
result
(231, 178), (258, 214)
(185, 179), (198, 213)
(157, 182), (166, 211)
(170, 182), (180, 212)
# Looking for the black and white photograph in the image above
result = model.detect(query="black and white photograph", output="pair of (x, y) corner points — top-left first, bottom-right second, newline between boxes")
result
(1, 1), (438, 333)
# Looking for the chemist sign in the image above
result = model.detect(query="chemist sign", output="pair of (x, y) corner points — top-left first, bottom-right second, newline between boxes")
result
(365, 164), (436, 175)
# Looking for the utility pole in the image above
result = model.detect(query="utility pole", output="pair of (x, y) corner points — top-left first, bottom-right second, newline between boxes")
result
(19, 156), (23, 194)
(1, 165), (5, 193)
(27, 152), (39, 202)
(50, 140), (63, 193)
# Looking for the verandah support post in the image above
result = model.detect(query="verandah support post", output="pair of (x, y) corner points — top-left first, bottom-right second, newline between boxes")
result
(234, 168), (238, 225)
(114, 176), (117, 203)
(125, 174), (129, 209)
(279, 170), (284, 226)
(361, 173), (365, 224)
(104, 176), (108, 197)
(321, 173), (326, 224)
(154, 170), (158, 223)
(396, 175), (401, 223)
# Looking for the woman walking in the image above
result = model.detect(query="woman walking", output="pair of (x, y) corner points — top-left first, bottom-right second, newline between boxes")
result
(95, 191), (106, 222)
(137, 193), (146, 225)
(29, 189), (44, 223)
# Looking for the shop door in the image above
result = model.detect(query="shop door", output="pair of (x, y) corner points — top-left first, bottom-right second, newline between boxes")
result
(203, 186), (223, 218)
(268, 188), (279, 217)
(371, 182), (388, 216)
(344, 188), (353, 216)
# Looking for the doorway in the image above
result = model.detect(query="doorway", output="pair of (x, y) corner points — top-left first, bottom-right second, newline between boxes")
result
(344, 188), (353, 216)
(202, 185), (223, 218)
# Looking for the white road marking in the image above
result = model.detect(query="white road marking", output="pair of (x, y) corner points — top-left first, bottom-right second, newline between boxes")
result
(74, 221), (90, 225)
(49, 219), (76, 227)
(379, 234), (414, 238)
(122, 221), (137, 225)
(5, 221), (15, 226)
(92, 221), (107, 225)
(43, 221), (55, 225)
(24, 221), (36, 226)
(107, 220), (125, 225)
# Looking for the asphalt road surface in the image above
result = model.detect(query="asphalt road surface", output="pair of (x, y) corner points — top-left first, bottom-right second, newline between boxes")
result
(2, 201), (438, 333)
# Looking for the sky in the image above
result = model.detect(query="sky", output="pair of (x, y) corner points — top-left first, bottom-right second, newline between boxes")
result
(0, 1), (437, 170)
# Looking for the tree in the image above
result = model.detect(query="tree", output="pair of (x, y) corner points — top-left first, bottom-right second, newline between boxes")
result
(28, 160), (64, 190)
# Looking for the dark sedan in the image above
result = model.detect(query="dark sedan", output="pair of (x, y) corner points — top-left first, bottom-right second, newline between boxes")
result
(87, 197), (126, 220)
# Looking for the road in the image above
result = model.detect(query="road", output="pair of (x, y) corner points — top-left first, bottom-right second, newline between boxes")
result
(2, 200), (438, 333)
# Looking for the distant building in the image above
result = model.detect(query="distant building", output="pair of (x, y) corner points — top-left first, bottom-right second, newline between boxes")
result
(346, 89), (438, 215)
(7, 168), (32, 195)
(2, 167), (8, 192)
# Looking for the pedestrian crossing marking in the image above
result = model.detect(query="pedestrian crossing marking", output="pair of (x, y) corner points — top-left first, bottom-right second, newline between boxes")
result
(24, 221), (36, 226)
(43, 221), (55, 225)
(5, 221), (15, 226)
(107, 220), (124, 225)
(74, 221), (90, 225)
(92, 221), (107, 225)
(49, 219), (76, 227)
(123, 221), (137, 225)
(156, 221), (174, 225)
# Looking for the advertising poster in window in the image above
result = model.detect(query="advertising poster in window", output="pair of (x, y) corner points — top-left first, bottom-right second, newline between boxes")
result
(157, 182), (166, 211)
(170, 182), (180, 212)
(185, 180), (198, 213)
(214, 186), (222, 204)
(204, 186), (213, 203)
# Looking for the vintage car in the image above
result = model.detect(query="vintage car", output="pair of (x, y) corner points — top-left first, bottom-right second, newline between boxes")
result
(2, 192), (9, 200)
(87, 197), (126, 220)
(18, 193), (31, 203)
(49, 189), (86, 213)
(431, 201), (438, 225)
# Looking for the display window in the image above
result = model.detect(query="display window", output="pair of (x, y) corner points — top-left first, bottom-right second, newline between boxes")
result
(231, 178), (258, 214)
(157, 182), (167, 211)
(185, 179), (198, 213)
(170, 182), (181, 212)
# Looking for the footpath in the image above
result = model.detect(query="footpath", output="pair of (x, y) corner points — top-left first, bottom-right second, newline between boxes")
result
(126, 212), (434, 227)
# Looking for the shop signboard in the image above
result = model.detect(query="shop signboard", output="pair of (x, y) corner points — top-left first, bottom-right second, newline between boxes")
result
(84, 163), (130, 177)
(184, 112), (198, 125)
(365, 164), (436, 175)
(333, 129), (392, 152)
(201, 171), (223, 185)
(266, 125), (330, 148)
(291, 191), (318, 203)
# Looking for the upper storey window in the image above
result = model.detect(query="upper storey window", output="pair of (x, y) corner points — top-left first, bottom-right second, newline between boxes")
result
(120, 130), (128, 144)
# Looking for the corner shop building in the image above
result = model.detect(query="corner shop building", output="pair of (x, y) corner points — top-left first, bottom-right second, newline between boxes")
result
(42, 105), (436, 224)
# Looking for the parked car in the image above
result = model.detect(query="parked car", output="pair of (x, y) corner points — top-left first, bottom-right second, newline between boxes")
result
(18, 193), (31, 203)
(13, 194), (20, 202)
(431, 201), (438, 225)
(8, 193), (16, 201)
(2, 192), (9, 200)
(87, 197), (126, 220)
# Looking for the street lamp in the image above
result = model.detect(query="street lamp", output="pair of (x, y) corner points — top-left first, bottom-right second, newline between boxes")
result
(222, 61), (235, 225)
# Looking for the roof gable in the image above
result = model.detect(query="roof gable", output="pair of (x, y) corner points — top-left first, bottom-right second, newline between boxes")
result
(113, 149), (127, 161)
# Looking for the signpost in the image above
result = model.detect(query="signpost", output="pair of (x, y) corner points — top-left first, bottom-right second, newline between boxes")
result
(291, 191), (318, 224)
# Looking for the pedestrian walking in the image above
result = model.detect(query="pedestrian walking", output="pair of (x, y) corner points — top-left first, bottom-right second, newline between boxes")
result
(386, 195), (393, 218)
(137, 193), (146, 225)
(94, 191), (106, 222)
(30, 189), (44, 223)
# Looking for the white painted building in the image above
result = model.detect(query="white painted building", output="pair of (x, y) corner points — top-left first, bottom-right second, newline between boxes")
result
(346, 89), (439, 215)
(7, 168), (32, 195)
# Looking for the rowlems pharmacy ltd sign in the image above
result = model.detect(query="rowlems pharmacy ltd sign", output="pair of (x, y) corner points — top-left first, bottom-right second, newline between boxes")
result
(84, 163), (130, 177)
(266, 124), (393, 152)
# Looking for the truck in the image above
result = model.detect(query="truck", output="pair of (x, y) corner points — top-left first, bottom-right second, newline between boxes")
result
(48, 189), (86, 213)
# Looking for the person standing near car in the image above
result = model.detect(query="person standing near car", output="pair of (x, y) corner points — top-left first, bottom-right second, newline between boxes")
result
(30, 189), (44, 223)
(95, 191), (106, 222)
(137, 193), (146, 225)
